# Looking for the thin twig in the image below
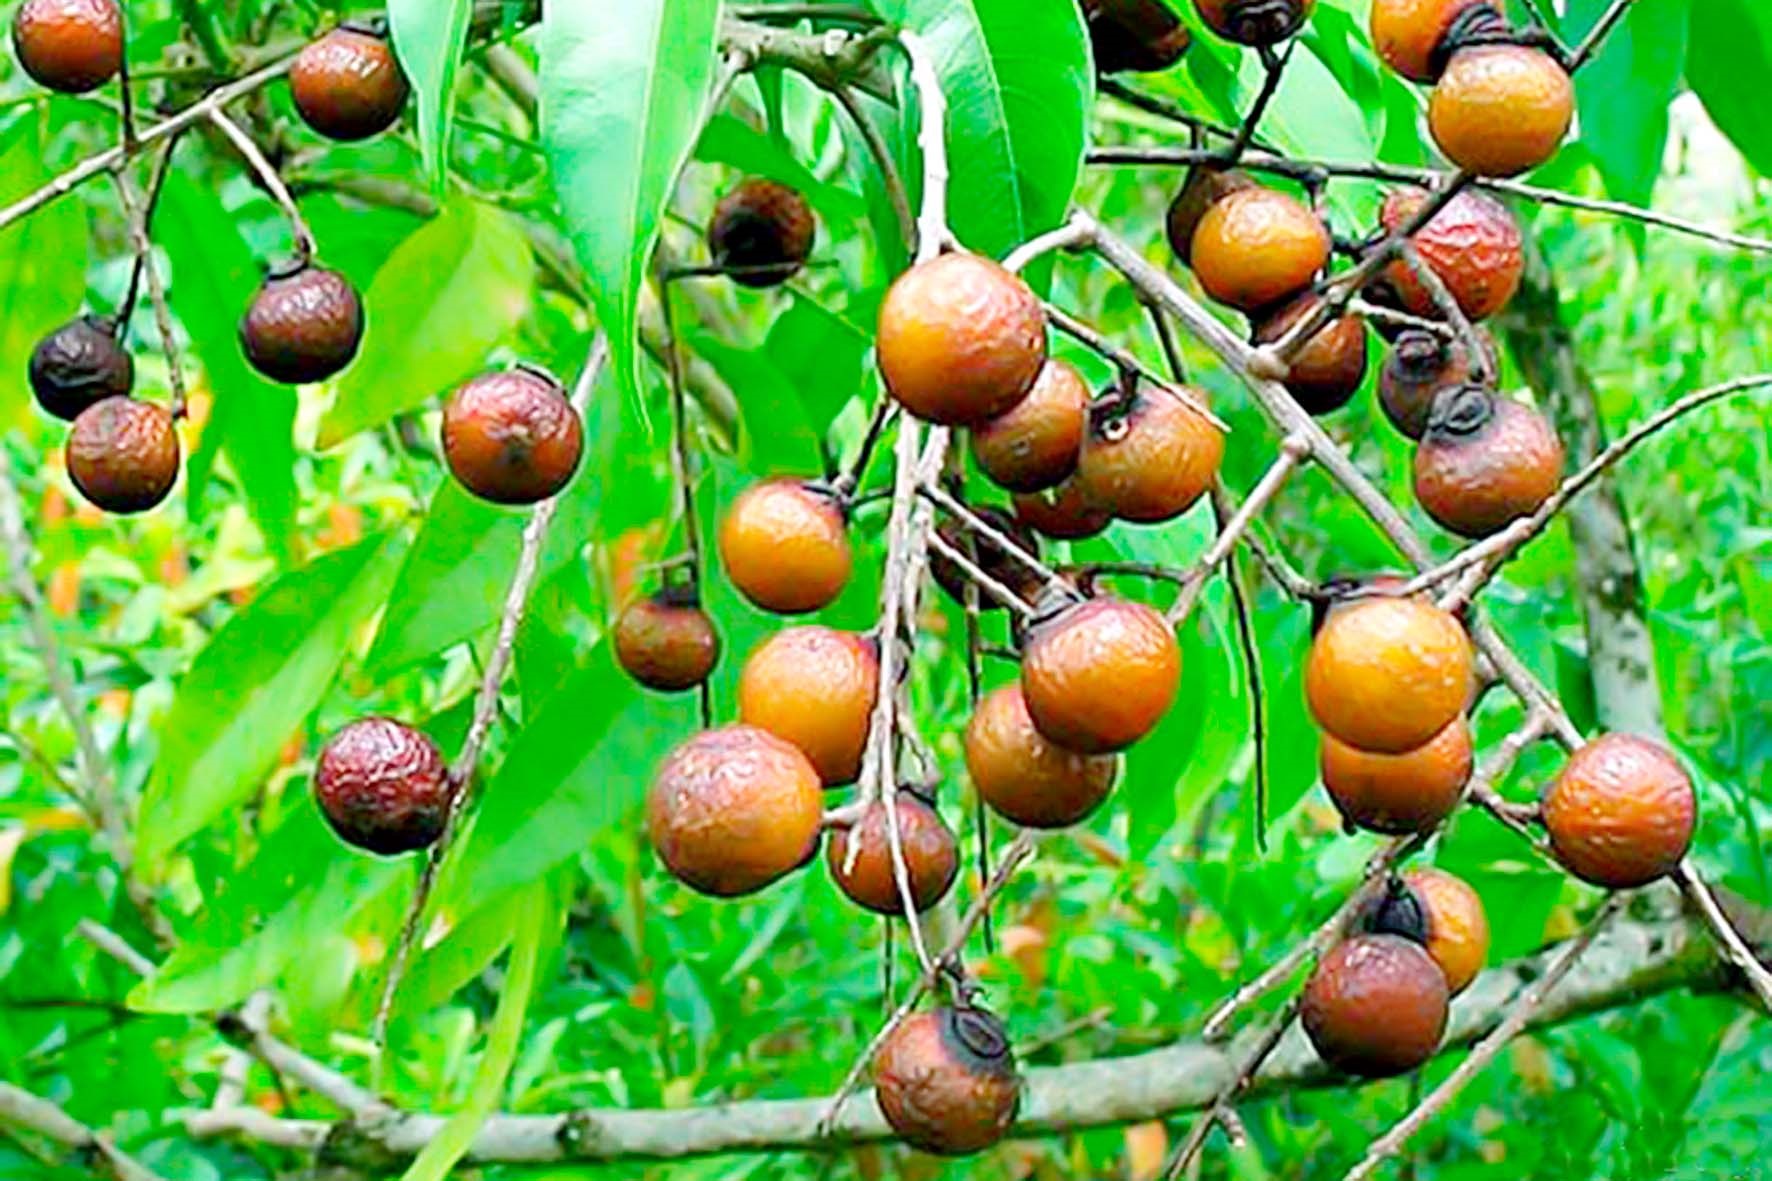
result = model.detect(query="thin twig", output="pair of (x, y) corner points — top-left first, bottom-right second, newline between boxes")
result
(832, 85), (915, 253)
(1044, 303), (1228, 431)
(0, 1082), (169, 1181)
(1398, 242), (1491, 383)
(1164, 996), (1299, 1179)
(1002, 220), (1095, 274)
(206, 109), (316, 261)
(1566, 0), (1637, 73)
(112, 171), (187, 420)
(1169, 438), (1308, 624)
(926, 532), (1038, 618)
(1673, 861), (1772, 1014)
(916, 481), (1069, 596)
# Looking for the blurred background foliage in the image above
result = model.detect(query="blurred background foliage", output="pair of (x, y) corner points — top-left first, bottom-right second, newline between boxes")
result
(0, 0), (1767, 1178)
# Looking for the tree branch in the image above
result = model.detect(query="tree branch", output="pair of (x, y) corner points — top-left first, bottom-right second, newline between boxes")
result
(0, 1082), (170, 1181)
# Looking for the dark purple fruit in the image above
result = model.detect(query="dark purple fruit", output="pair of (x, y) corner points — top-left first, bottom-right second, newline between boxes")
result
(239, 260), (364, 385)
(707, 178), (816, 288)
(314, 718), (454, 856)
(29, 314), (132, 421)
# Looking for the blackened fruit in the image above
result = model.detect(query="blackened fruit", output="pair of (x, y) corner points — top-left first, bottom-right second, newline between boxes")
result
(613, 590), (721, 692)
(1542, 733), (1696, 889)
(873, 1006), (1021, 1156)
(1022, 597), (1180, 754)
(1320, 716), (1472, 834)
(1074, 387), (1223, 523)
(65, 397), (178, 515)
(929, 508), (1044, 612)
(1412, 385), (1564, 539)
(1369, 0), (1493, 82)
(289, 24), (410, 142)
(314, 717), (453, 856)
(1362, 876), (1431, 946)
(971, 359), (1089, 494)
(1084, 0), (1191, 73)
(737, 627), (879, 786)
(1430, 45), (1573, 177)
(1193, 0), (1316, 46)
(648, 725), (823, 897)
(707, 177), (816, 288)
(965, 682), (1120, 828)
(718, 478), (851, 614)
(1402, 867), (1489, 995)
(29, 314), (132, 421)
(11, 0), (121, 94)
(877, 253), (1048, 426)
(827, 791), (959, 915)
(1379, 328), (1494, 439)
(442, 366), (584, 506)
(1380, 188), (1523, 322)
(1190, 186), (1329, 313)
(1306, 596), (1471, 754)
(1252, 294), (1369, 415)
(1012, 478), (1113, 541)
(1166, 167), (1256, 264)
(1302, 934), (1448, 1077)
(239, 260), (364, 385)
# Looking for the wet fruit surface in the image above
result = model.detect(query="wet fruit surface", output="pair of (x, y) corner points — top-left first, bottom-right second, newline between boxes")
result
(239, 261), (364, 384)
(1380, 328), (1491, 439)
(1074, 388), (1223, 523)
(1306, 596), (1472, 754)
(877, 253), (1047, 426)
(1166, 167), (1255, 264)
(1543, 733), (1696, 888)
(29, 314), (132, 421)
(965, 683), (1120, 828)
(1023, 597), (1181, 754)
(1405, 866), (1489, 994)
(707, 178), (816, 287)
(1084, 0), (1192, 73)
(1413, 385), (1564, 539)
(1013, 478), (1114, 541)
(1320, 715), (1472, 834)
(1369, 0), (1491, 82)
(1429, 45), (1573, 177)
(11, 0), (121, 93)
(738, 627), (879, 786)
(289, 25), (410, 141)
(718, 479), (851, 613)
(873, 1007), (1022, 1155)
(442, 367), (583, 506)
(827, 792), (959, 915)
(647, 725), (823, 897)
(1381, 188), (1523, 322)
(613, 592), (722, 692)
(314, 717), (453, 856)
(930, 509), (1044, 611)
(1190, 186), (1329, 313)
(65, 397), (179, 514)
(1302, 934), (1449, 1077)
(1252, 294), (1369, 415)
(971, 359), (1089, 494)
(1192, 0), (1317, 46)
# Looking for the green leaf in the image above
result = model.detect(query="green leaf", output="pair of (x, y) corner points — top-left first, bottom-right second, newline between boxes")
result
(136, 533), (408, 869)
(1688, 0), (1772, 178)
(157, 175), (299, 563)
(318, 200), (534, 448)
(540, 0), (722, 399)
(389, 0), (473, 193)
(1567, 0), (1687, 208)
(0, 120), (87, 428)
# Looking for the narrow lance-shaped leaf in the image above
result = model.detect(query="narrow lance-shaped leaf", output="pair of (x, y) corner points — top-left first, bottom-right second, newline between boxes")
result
(389, 0), (475, 193)
(0, 120), (86, 428)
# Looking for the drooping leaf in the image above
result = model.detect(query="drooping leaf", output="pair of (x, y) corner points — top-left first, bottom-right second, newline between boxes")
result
(1687, 0), (1772, 178)
(389, 0), (474, 193)
(0, 120), (87, 428)
(1568, 0), (1687, 209)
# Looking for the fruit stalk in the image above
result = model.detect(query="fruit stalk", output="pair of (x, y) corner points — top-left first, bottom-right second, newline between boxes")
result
(206, 108), (316, 262)
(1167, 435), (1308, 624)
(1397, 241), (1492, 383)
(111, 165), (186, 418)
(1565, 0), (1636, 72)
(1673, 862), (1772, 1014)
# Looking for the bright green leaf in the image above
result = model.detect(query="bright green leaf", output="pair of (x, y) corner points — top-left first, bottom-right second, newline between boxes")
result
(1568, 0), (1687, 208)
(0, 120), (87, 429)
(1688, 0), (1772, 178)
(389, 0), (474, 193)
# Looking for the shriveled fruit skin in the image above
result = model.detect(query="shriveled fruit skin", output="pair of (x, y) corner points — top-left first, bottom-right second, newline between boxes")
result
(1193, 0), (1317, 47)
(1380, 328), (1493, 439)
(1252, 294), (1369, 415)
(314, 718), (453, 856)
(613, 594), (721, 692)
(929, 509), (1044, 612)
(12, 0), (121, 93)
(1413, 386), (1564, 539)
(65, 397), (179, 515)
(1430, 46), (1573, 177)
(1302, 934), (1448, 1077)
(289, 26), (410, 141)
(965, 683), (1120, 828)
(1543, 733), (1696, 888)
(738, 627), (879, 786)
(971, 360), (1089, 494)
(1190, 187), (1328, 313)
(647, 725), (823, 897)
(442, 368), (583, 506)
(1369, 0), (1491, 82)
(828, 794), (958, 914)
(707, 178), (816, 288)
(29, 315), (133, 421)
(877, 254), (1047, 426)
(718, 479), (851, 614)
(239, 262), (364, 384)
(1306, 596), (1471, 754)
(1013, 478), (1113, 541)
(1405, 866), (1489, 995)
(1320, 716), (1472, 835)
(1380, 188), (1523, 322)
(1074, 389), (1222, 523)
(873, 1007), (1021, 1156)
(1022, 597), (1180, 754)
(1084, 0), (1191, 73)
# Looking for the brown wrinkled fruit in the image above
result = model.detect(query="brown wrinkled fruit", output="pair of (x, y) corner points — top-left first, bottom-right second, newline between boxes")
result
(29, 314), (132, 421)
(877, 253), (1048, 426)
(827, 791), (959, 915)
(1166, 167), (1256, 264)
(1543, 733), (1696, 889)
(1193, 0), (1317, 46)
(613, 590), (722, 692)
(1380, 188), (1523, 322)
(930, 508), (1044, 612)
(738, 627), (879, 786)
(1413, 385), (1564, 539)
(442, 366), (584, 506)
(971, 359), (1089, 494)
(718, 478), (851, 614)
(1306, 596), (1471, 754)
(1430, 45), (1573, 178)
(314, 718), (453, 856)
(1084, 0), (1191, 73)
(1252, 294), (1369, 415)
(1403, 867), (1490, 995)
(873, 1006), (1022, 1156)
(965, 682), (1120, 828)
(65, 397), (179, 515)
(289, 24), (410, 141)
(1320, 716), (1472, 834)
(707, 177), (816, 288)
(1369, 0), (1494, 82)
(11, 0), (121, 94)
(1190, 186), (1329, 313)
(1023, 597), (1181, 754)
(239, 260), (364, 385)
(1301, 934), (1449, 1077)
(647, 725), (823, 897)
(1074, 388), (1223, 523)
(1379, 328), (1494, 439)
(1012, 478), (1113, 541)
